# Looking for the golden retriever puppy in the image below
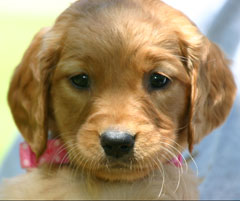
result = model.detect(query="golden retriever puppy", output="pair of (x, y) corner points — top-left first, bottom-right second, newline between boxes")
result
(0, 0), (236, 199)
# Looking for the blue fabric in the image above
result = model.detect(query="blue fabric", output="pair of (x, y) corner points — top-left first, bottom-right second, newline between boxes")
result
(0, 136), (25, 180)
(1, 0), (239, 199)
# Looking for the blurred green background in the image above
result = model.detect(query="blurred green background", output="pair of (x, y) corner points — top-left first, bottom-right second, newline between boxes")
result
(0, 0), (73, 164)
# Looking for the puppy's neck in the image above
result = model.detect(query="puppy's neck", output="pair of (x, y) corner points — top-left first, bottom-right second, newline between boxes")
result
(20, 139), (183, 170)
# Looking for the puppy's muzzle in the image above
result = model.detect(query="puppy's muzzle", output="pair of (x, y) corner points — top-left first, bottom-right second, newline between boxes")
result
(100, 130), (135, 158)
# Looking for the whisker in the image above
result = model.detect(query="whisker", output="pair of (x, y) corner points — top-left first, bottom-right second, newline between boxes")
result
(159, 136), (199, 176)
(152, 158), (165, 198)
(159, 141), (186, 173)
(46, 137), (75, 176)
(69, 153), (83, 183)
(157, 146), (182, 193)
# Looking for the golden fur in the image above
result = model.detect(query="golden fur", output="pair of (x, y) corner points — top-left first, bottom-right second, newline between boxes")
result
(0, 0), (236, 199)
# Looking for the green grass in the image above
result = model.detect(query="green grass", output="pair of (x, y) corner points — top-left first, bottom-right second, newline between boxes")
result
(0, 14), (57, 164)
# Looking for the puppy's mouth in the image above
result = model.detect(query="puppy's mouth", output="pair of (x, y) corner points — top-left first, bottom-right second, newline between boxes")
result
(79, 155), (160, 182)
(94, 162), (152, 182)
(101, 157), (138, 169)
(108, 163), (131, 169)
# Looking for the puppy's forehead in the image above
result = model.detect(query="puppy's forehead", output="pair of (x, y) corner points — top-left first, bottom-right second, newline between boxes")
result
(58, 0), (191, 80)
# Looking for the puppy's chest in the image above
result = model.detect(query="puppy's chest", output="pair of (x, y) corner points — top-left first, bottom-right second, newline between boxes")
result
(38, 170), (175, 200)
(1, 165), (198, 200)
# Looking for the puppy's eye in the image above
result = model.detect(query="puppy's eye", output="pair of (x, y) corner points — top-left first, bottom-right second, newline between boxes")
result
(149, 73), (170, 90)
(70, 73), (90, 89)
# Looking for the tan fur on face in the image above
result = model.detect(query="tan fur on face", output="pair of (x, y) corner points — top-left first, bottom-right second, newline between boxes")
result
(3, 0), (236, 199)
(49, 0), (193, 181)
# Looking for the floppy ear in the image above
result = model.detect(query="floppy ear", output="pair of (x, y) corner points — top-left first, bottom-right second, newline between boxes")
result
(8, 27), (60, 158)
(186, 39), (237, 152)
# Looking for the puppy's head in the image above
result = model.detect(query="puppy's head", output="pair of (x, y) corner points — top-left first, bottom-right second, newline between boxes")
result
(8, 0), (236, 181)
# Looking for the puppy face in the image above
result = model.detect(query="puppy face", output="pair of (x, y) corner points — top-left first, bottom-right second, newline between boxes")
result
(8, 0), (236, 182)
(51, 21), (190, 181)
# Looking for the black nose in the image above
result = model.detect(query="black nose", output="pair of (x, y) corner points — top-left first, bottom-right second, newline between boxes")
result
(100, 130), (135, 158)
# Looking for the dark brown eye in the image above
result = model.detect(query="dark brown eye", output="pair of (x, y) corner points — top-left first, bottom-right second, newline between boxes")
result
(149, 73), (170, 90)
(70, 73), (90, 89)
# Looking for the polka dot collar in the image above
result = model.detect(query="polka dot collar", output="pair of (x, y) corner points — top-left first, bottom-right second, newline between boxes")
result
(19, 139), (69, 169)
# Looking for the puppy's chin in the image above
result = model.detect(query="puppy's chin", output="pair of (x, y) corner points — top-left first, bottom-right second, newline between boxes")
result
(94, 168), (151, 182)
(85, 159), (164, 182)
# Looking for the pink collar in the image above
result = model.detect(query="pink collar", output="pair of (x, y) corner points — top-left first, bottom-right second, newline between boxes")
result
(20, 139), (182, 169)
(20, 139), (69, 168)
(168, 154), (183, 167)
